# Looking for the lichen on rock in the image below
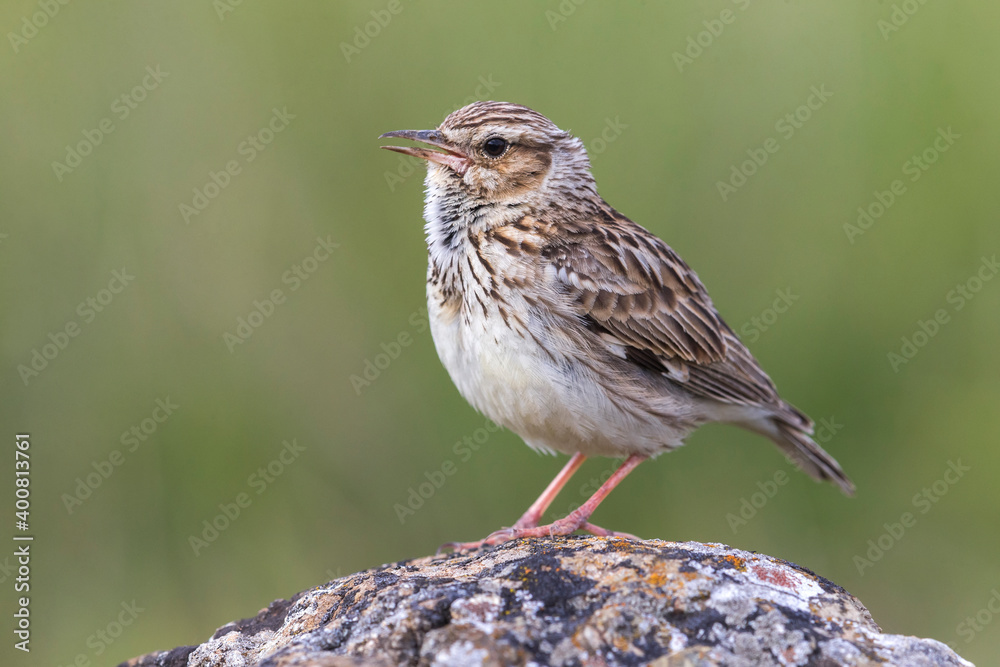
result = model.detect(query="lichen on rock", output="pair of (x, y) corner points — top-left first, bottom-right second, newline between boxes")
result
(120, 536), (973, 666)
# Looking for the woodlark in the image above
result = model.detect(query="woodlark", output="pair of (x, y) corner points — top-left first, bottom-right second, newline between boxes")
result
(380, 101), (853, 550)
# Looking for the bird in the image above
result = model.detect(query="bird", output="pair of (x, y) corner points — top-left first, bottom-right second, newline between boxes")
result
(379, 101), (853, 550)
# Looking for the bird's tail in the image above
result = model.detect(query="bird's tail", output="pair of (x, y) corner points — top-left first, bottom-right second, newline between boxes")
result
(767, 419), (855, 496)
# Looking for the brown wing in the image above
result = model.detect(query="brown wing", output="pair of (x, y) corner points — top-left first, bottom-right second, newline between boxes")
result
(543, 209), (803, 421)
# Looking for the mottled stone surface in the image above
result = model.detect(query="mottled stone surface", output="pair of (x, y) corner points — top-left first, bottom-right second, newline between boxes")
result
(121, 537), (972, 666)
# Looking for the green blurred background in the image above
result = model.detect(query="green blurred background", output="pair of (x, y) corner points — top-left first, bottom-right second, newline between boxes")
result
(1, 1), (998, 664)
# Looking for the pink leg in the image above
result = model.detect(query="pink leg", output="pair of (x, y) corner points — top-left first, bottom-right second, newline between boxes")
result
(439, 453), (587, 553)
(445, 454), (647, 551)
(544, 454), (646, 535)
(513, 452), (587, 529)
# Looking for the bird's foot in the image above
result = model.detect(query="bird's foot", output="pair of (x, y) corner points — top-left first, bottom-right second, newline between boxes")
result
(438, 514), (640, 553)
(580, 522), (641, 541)
(436, 529), (516, 554)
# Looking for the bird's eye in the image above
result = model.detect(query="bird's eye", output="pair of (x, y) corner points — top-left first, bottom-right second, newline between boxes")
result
(482, 137), (508, 158)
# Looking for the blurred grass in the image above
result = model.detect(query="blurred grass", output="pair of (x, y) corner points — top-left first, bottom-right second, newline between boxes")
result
(1, 0), (998, 664)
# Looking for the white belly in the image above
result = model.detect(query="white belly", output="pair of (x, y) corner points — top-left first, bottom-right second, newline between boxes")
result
(427, 286), (694, 458)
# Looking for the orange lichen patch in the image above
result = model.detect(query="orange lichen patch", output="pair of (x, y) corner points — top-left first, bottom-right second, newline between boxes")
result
(719, 554), (747, 571)
(601, 537), (629, 550)
(751, 564), (798, 591)
(647, 571), (668, 587)
(301, 594), (339, 632)
(808, 602), (839, 620)
(636, 560), (679, 589)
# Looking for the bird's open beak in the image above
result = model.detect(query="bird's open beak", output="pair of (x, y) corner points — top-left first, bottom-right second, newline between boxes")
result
(379, 130), (471, 175)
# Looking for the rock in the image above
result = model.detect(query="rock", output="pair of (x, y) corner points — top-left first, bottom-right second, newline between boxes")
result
(120, 536), (972, 666)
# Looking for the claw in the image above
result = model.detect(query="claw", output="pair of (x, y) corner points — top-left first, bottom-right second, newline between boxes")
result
(581, 522), (641, 540)
(436, 542), (462, 555)
(438, 527), (517, 553)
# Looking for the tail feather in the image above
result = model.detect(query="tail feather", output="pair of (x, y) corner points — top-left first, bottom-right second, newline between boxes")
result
(770, 420), (855, 496)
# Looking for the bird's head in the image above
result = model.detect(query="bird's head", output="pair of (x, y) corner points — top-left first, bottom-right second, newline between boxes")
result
(380, 101), (596, 209)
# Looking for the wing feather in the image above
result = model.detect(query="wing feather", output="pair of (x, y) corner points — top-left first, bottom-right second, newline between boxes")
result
(543, 209), (794, 416)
